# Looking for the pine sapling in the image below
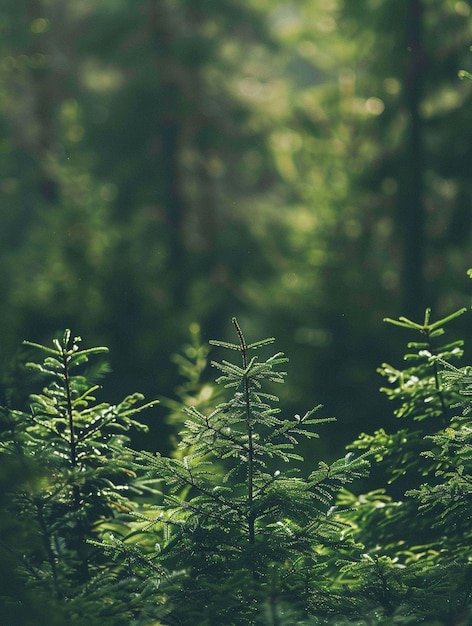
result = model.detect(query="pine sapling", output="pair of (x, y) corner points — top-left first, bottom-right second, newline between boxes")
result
(118, 318), (372, 624)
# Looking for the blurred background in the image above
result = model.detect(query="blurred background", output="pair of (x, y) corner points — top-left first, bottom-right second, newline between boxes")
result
(1, 0), (472, 458)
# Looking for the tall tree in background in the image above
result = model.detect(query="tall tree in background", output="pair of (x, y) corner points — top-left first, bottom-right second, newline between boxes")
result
(2, 0), (472, 456)
(403, 0), (426, 317)
(255, 0), (472, 450)
(73, 0), (285, 406)
(0, 0), (280, 409)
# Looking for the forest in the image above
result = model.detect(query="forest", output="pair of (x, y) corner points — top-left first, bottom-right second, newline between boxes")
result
(1, 0), (472, 624)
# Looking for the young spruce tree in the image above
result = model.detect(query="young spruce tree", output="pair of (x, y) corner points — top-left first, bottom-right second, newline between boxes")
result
(338, 307), (472, 625)
(0, 330), (157, 625)
(110, 318), (373, 625)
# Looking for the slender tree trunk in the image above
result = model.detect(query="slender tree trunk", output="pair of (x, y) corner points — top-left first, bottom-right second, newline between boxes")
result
(27, 0), (63, 204)
(148, 1), (189, 307)
(401, 0), (425, 317)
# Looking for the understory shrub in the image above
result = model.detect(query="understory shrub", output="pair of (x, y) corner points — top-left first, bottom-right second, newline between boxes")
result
(0, 311), (471, 625)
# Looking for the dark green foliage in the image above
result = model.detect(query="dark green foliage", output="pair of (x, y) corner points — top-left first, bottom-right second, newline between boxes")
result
(0, 330), (158, 624)
(408, 358), (472, 534)
(342, 307), (472, 625)
(160, 322), (222, 454)
(2, 309), (472, 624)
(3, 3), (472, 623)
(98, 318), (372, 624)
(352, 307), (466, 485)
(4, 0), (472, 465)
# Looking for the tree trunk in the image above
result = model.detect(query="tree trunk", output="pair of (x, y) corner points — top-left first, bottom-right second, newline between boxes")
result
(401, 0), (425, 317)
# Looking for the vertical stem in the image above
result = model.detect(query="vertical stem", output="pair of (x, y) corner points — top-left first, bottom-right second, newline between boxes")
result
(61, 338), (89, 580)
(424, 327), (450, 426)
(232, 318), (255, 545)
(62, 348), (76, 470)
(35, 499), (61, 599)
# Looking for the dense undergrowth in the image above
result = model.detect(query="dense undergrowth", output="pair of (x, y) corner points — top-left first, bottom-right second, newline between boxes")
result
(0, 308), (471, 625)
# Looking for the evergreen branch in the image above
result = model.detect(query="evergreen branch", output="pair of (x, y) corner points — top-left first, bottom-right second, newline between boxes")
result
(429, 308), (468, 330)
(29, 412), (70, 443)
(23, 341), (63, 356)
(209, 340), (243, 351)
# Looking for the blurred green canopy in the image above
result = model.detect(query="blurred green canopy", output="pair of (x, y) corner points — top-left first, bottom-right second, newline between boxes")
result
(1, 0), (472, 454)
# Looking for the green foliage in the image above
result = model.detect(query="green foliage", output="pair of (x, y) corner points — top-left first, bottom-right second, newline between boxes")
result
(0, 330), (158, 624)
(351, 307), (466, 482)
(3, 0), (472, 461)
(160, 322), (221, 455)
(405, 356), (472, 567)
(3, 2), (472, 623)
(97, 318), (372, 624)
(342, 307), (472, 625)
(2, 309), (472, 624)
